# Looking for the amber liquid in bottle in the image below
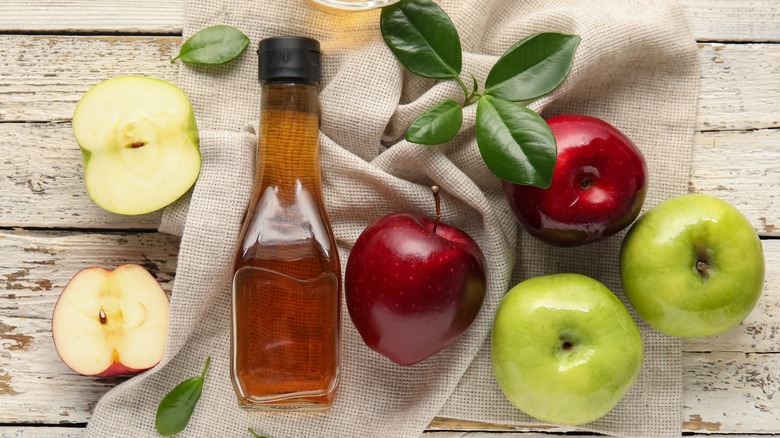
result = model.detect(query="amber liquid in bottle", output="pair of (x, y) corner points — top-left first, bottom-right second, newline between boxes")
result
(231, 81), (341, 411)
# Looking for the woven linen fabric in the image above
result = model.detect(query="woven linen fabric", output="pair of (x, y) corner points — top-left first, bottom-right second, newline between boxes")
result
(86, 0), (700, 437)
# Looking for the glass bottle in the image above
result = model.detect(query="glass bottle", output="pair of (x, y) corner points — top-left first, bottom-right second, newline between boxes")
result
(231, 36), (341, 412)
(306, 0), (400, 12)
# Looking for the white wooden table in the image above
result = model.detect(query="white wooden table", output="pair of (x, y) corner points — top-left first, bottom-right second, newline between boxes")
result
(0, 1), (778, 437)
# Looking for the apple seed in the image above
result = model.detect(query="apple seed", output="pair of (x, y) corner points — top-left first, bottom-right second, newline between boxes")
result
(99, 309), (107, 324)
(130, 142), (146, 148)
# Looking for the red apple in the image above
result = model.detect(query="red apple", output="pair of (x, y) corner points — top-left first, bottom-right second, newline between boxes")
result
(51, 264), (170, 377)
(503, 114), (647, 247)
(345, 187), (487, 366)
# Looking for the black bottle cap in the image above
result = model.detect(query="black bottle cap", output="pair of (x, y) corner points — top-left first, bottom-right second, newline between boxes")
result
(257, 36), (321, 84)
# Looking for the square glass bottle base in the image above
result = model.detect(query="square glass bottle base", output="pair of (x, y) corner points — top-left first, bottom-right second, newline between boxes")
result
(236, 392), (335, 412)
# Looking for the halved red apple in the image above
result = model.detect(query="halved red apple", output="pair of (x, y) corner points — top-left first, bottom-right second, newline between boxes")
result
(51, 264), (170, 377)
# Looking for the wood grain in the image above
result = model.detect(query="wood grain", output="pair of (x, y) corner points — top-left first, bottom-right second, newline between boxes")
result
(679, 0), (780, 42)
(0, 35), (180, 123)
(1, 36), (778, 130)
(0, 0), (185, 34)
(3, 123), (777, 234)
(0, 229), (776, 433)
(0, 122), (163, 229)
(0, 1), (777, 436)
(690, 128), (780, 236)
(0, 1), (778, 43)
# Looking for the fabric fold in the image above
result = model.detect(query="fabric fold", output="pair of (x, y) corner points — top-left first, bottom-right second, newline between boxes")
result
(86, 1), (700, 437)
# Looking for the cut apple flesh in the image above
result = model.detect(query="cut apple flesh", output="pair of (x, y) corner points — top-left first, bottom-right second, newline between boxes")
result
(72, 76), (200, 215)
(52, 264), (170, 377)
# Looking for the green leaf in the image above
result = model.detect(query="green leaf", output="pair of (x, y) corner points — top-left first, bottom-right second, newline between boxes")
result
(406, 99), (463, 145)
(155, 357), (211, 436)
(476, 95), (556, 187)
(172, 25), (250, 65)
(248, 428), (269, 438)
(484, 32), (580, 102)
(380, 0), (462, 79)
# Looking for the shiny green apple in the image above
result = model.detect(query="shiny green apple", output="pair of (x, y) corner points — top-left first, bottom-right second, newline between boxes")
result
(491, 273), (644, 426)
(620, 193), (765, 338)
(72, 76), (201, 215)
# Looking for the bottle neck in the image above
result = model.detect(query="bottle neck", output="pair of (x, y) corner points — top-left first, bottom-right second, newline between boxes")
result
(257, 82), (321, 197)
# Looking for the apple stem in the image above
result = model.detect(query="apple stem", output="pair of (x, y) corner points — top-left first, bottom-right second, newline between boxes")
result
(431, 185), (442, 235)
(99, 309), (107, 324)
(696, 260), (710, 279)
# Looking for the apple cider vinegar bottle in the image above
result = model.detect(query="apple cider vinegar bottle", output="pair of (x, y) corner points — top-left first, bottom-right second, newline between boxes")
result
(231, 36), (341, 411)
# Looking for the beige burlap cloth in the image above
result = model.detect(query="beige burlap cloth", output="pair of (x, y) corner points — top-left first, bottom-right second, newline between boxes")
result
(86, 0), (699, 436)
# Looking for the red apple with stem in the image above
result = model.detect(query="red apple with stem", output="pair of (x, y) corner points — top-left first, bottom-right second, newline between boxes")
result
(345, 186), (487, 366)
(503, 114), (647, 247)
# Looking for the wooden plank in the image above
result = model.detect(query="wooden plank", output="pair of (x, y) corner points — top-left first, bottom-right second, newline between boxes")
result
(0, 0), (778, 43)
(682, 352), (780, 434)
(0, 35), (180, 123)
(0, 0), (185, 34)
(1, 230), (778, 432)
(4, 123), (778, 234)
(679, 0), (780, 42)
(0, 35), (778, 131)
(0, 428), (85, 438)
(0, 230), (178, 424)
(689, 129), (780, 237)
(0, 428), (772, 438)
(0, 123), (163, 229)
(697, 43), (780, 132)
(0, 429), (771, 438)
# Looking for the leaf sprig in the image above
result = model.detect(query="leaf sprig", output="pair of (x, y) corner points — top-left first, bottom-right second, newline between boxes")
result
(380, 0), (580, 188)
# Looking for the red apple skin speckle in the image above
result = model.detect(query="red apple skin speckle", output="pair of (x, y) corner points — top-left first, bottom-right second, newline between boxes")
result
(345, 212), (486, 366)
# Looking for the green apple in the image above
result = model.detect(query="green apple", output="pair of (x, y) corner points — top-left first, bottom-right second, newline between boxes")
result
(620, 193), (765, 338)
(72, 76), (201, 215)
(491, 273), (644, 426)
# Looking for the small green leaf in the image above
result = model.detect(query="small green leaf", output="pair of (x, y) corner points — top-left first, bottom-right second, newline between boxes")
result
(485, 32), (580, 102)
(476, 95), (556, 187)
(380, 0), (461, 79)
(248, 428), (269, 438)
(155, 357), (211, 436)
(406, 99), (463, 145)
(172, 25), (250, 65)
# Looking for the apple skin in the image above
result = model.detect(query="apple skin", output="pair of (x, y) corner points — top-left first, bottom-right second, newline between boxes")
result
(345, 212), (486, 366)
(503, 114), (647, 247)
(51, 264), (170, 378)
(620, 193), (765, 338)
(491, 273), (644, 426)
(72, 76), (201, 216)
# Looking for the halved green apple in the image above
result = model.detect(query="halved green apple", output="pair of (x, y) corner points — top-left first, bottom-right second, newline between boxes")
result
(72, 76), (200, 215)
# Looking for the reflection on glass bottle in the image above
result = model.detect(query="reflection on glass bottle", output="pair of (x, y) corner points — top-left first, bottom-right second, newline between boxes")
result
(231, 36), (341, 411)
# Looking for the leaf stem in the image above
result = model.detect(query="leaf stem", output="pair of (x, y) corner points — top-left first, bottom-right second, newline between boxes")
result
(201, 356), (211, 378)
(454, 75), (471, 103)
